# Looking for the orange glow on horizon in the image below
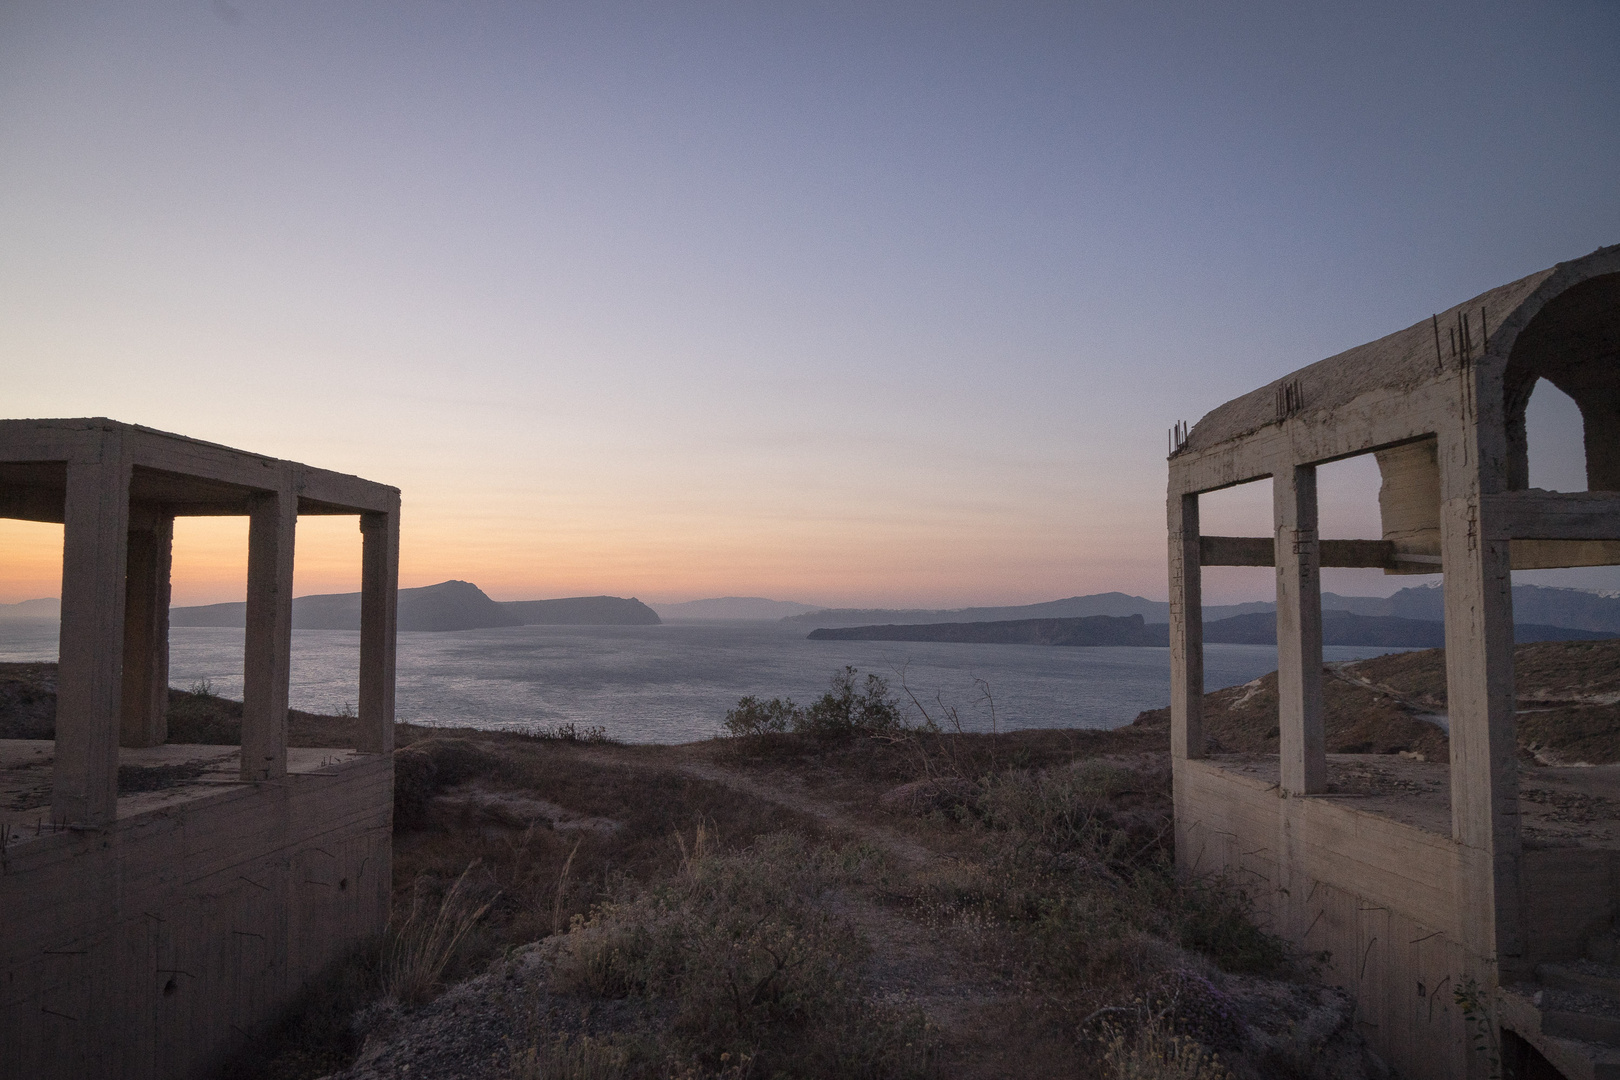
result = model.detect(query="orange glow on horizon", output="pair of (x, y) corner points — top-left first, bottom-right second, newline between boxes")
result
(2, 508), (1173, 608)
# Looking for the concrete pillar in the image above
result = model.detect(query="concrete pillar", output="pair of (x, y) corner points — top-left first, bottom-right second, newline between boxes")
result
(1168, 491), (1204, 761)
(120, 512), (173, 748)
(55, 435), (131, 825)
(1440, 491), (1525, 977)
(242, 488), (296, 782)
(1275, 464), (1326, 795)
(357, 500), (399, 755)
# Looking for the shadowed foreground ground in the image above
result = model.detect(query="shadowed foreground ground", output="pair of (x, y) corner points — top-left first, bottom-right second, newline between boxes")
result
(6, 644), (1618, 1077)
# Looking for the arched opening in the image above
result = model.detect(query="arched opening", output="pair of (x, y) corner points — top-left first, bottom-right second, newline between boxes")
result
(1522, 378), (1588, 492)
(1503, 271), (1620, 492)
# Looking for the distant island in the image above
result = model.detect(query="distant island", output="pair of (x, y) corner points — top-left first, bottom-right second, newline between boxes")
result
(809, 613), (1165, 646)
(171, 581), (660, 631)
(786, 583), (1620, 636)
(0, 597), (59, 620)
(650, 596), (822, 620)
(810, 609), (1617, 648)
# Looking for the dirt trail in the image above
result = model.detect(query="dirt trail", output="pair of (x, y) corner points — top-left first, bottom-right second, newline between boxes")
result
(666, 758), (938, 868)
(657, 755), (1018, 1075)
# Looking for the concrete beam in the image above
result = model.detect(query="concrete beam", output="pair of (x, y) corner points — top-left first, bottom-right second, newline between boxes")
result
(1483, 490), (1620, 540)
(1199, 535), (1409, 568)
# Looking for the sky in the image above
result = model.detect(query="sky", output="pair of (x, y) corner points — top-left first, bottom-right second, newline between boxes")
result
(2, 1), (1619, 608)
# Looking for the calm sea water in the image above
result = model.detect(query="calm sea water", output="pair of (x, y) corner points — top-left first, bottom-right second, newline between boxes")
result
(0, 617), (1408, 744)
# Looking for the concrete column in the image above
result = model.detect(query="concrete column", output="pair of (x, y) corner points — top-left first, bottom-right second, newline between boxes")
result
(120, 512), (173, 747)
(55, 435), (131, 825)
(242, 488), (296, 782)
(1440, 492), (1524, 975)
(1168, 491), (1204, 761)
(357, 498), (399, 755)
(1275, 464), (1326, 795)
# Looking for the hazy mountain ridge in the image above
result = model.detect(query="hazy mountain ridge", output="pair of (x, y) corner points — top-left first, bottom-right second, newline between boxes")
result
(808, 613), (1164, 646)
(503, 596), (660, 625)
(651, 597), (820, 620)
(0, 598), (59, 620)
(783, 583), (1620, 633)
(171, 581), (660, 631)
(810, 610), (1618, 649)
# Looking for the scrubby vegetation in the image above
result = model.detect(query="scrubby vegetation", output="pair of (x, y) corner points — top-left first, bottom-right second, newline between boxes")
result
(187, 667), (1370, 1079)
(542, 829), (932, 1079)
(722, 666), (908, 738)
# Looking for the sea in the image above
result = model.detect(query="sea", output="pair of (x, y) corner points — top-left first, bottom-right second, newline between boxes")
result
(0, 618), (1412, 744)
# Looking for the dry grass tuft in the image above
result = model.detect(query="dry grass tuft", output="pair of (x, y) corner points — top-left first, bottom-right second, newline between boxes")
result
(384, 862), (496, 1007)
(1101, 1012), (1235, 1080)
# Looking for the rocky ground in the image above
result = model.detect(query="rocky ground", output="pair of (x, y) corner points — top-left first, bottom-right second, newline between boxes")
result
(1131, 639), (1620, 765)
(307, 727), (1383, 1080)
(7, 642), (1618, 1079)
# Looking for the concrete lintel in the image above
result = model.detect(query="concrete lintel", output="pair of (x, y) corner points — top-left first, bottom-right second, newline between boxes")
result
(1169, 383), (1456, 497)
(1483, 490), (1620, 540)
(1199, 536), (1404, 568)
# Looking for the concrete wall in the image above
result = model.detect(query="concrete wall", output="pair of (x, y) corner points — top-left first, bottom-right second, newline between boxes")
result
(1177, 758), (1619, 1080)
(0, 755), (392, 1080)
(1178, 758), (1475, 1079)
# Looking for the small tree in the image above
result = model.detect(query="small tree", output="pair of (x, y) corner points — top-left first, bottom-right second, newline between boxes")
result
(723, 667), (906, 739)
(799, 667), (904, 738)
(723, 695), (802, 737)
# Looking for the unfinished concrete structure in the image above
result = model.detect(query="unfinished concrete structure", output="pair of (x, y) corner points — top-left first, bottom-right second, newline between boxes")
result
(0, 419), (398, 1079)
(1169, 245), (1620, 1079)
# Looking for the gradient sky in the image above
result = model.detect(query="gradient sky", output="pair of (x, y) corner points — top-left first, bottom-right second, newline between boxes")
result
(3, 1), (1619, 608)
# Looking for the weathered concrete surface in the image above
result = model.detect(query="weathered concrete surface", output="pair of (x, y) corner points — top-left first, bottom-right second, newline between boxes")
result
(1168, 246), (1620, 1079)
(0, 419), (400, 1080)
(0, 754), (392, 1079)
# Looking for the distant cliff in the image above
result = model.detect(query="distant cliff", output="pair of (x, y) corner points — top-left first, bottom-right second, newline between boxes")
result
(171, 582), (660, 631)
(652, 597), (819, 620)
(808, 614), (1164, 646)
(782, 584), (1620, 633)
(785, 594), (1274, 630)
(501, 597), (660, 625)
(808, 609), (1617, 649)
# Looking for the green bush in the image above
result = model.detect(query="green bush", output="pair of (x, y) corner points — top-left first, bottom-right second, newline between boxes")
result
(723, 668), (907, 741)
(722, 695), (801, 737)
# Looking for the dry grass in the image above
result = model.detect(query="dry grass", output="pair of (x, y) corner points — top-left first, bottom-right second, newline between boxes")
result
(543, 827), (933, 1079)
(384, 862), (497, 1007)
(1101, 1013), (1235, 1080)
(219, 680), (1329, 1080)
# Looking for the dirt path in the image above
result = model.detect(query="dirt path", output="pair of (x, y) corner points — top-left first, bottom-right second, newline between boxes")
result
(662, 757), (1027, 1075)
(665, 758), (939, 868)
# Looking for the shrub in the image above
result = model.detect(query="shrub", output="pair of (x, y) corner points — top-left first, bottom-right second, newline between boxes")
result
(723, 668), (907, 741)
(723, 696), (801, 737)
(799, 667), (905, 738)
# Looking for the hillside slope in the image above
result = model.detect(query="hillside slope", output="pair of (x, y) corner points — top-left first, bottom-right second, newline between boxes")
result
(1132, 639), (1620, 765)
